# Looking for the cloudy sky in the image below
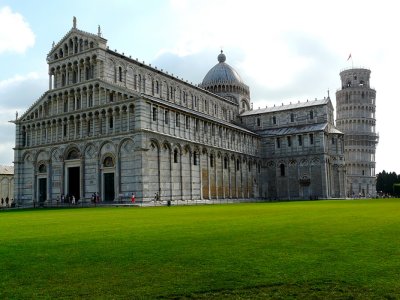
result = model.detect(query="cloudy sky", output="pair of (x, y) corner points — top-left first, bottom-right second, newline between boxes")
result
(0, 0), (399, 173)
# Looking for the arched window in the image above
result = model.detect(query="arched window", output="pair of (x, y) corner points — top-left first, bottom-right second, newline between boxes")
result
(280, 164), (285, 177)
(210, 154), (214, 168)
(72, 70), (77, 84)
(61, 73), (66, 86)
(272, 116), (277, 125)
(164, 110), (169, 124)
(86, 66), (90, 80)
(153, 107), (158, 121)
(193, 152), (198, 165)
(174, 149), (178, 163)
(236, 159), (240, 171)
(290, 113), (294, 122)
(310, 111), (314, 119)
(224, 157), (228, 169)
(67, 149), (79, 160)
(104, 156), (114, 167)
(38, 164), (47, 173)
(186, 116), (190, 129)
(63, 99), (68, 112)
(109, 116), (113, 129)
(119, 67), (122, 82)
(63, 124), (67, 137)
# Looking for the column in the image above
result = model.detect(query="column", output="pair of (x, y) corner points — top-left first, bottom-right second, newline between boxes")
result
(78, 62), (81, 83)
(49, 72), (52, 90)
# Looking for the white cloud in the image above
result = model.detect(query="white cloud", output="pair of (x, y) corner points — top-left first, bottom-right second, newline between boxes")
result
(0, 72), (41, 89)
(0, 6), (35, 54)
(0, 72), (47, 110)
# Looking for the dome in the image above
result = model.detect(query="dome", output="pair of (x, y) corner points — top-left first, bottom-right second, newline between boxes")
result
(201, 51), (244, 86)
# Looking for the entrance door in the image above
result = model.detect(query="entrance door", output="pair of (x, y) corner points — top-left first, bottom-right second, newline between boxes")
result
(68, 167), (80, 200)
(38, 178), (47, 203)
(104, 173), (115, 202)
(302, 186), (310, 200)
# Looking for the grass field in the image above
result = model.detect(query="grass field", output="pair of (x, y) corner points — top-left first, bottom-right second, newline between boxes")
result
(1, 199), (400, 299)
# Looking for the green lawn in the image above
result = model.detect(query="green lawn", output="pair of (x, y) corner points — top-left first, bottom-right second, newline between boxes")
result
(1, 199), (400, 299)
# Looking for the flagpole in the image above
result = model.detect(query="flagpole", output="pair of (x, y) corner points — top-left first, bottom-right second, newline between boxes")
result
(347, 53), (353, 69)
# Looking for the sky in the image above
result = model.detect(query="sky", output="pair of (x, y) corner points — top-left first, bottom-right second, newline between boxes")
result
(0, 0), (399, 174)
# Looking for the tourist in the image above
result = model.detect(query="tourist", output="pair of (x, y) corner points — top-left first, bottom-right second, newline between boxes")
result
(131, 193), (135, 203)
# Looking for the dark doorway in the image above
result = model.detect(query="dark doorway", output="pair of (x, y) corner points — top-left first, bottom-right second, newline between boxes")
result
(104, 173), (115, 201)
(38, 178), (47, 203)
(68, 167), (80, 200)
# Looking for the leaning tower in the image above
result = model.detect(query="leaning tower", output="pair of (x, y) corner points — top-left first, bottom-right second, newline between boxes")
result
(336, 68), (378, 197)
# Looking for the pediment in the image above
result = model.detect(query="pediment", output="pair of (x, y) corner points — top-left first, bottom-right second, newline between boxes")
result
(47, 26), (107, 62)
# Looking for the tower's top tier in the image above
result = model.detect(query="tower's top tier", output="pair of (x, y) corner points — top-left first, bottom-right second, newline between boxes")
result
(339, 68), (371, 89)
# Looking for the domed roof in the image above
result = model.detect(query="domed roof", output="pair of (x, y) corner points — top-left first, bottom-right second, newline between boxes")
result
(201, 51), (244, 86)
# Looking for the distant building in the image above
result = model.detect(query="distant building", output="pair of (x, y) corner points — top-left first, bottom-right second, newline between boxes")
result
(240, 99), (346, 199)
(13, 19), (349, 205)
(336, 68), (378, 197)
(0, 165), (14, 206)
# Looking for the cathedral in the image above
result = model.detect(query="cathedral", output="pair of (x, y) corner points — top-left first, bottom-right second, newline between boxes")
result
(13, 19), (352, 205)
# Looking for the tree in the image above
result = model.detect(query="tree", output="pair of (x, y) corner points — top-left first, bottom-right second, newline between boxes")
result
(394, 184), (400, 197)
(376, 170), (400, 195)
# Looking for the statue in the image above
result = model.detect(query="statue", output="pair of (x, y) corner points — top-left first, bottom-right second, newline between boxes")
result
(73, 16), (77, 29)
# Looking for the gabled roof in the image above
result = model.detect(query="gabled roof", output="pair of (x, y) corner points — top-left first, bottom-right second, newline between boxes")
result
(47, 25), (107, 58)
(256, 122), (343, 137)
(241, 98), (333, 116)
(257, 123), (327, 136)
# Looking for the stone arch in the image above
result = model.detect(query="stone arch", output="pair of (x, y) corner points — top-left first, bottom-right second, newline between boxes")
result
(35, 150), (49, 163)
(64, 144), (81, 160)
(99, 141), (116, 158)
(100, 152), (116, 167)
